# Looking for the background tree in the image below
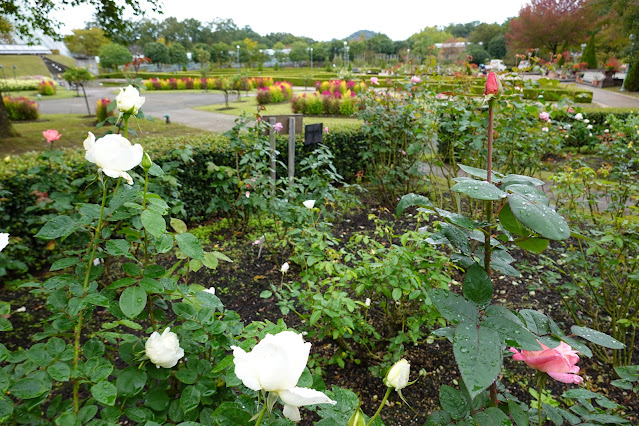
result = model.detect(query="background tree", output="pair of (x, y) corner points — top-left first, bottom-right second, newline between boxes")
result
(64, 27), (109, 56)
(143, 42), (169, 70)
(168, 43), (188, 67)
(507, 0), (595, 53)
(210, 42), (230, 67)
(465, 44), (491, 65)
(288, 41), (309, 64)
(0, 17), (13, 43)
(469, 23), (506, 48)
(444, 21), (480, 38)
(487, 34), (507, 59)
(62, 67), (94, 115)
(97, 43), (132, 71)
(623, 55), (639, 91)
(273, 42), (288, 64)
(582, 33), (599, 68)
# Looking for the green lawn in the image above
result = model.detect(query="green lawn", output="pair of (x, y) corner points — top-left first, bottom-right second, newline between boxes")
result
(1, 114), (207, 157)
(195, 97), (360, 128)
(0, 55), (77, 78)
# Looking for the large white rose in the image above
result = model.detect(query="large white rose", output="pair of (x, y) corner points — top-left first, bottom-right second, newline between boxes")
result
(116, 85), (145, 115)
(145, 327), (184, 368)
(231, 331), (336, 422)
(84, 132), (143, 185)
(0, 233), (9, 252)
(384, 358), (410, 390)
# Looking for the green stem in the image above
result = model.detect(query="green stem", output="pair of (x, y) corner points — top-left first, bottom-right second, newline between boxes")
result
(537, 373), (546, 425)
(254, 403), (268, 426)
(484, 99), (495, 276)
(142, 167), (156, 330)
(72, 178), (109, 413)
(367, 387), (392, 426)
(123, 115), (129, 138)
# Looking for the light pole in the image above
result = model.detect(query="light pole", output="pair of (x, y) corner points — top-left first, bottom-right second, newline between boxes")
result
(310, 47), (313, 69)
(236, 45), (240, 70)
(621, 34), (635, 92)
(12, 65), (17, 81)
(343, 41), (347, 68)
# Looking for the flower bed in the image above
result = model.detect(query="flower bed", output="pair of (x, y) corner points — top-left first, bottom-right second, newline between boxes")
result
(3, 96), (39, 120)
(255, 81), (292, 105)
(0, 77), (57, 92)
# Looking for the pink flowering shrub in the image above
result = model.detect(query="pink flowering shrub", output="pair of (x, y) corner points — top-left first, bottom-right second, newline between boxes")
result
(37, 80), (56, 96)
(3, 96), (39, 120)
(255, 81), (292, 105)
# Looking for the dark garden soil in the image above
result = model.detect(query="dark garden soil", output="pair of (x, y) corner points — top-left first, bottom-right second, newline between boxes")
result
(2, 194), (638, 425)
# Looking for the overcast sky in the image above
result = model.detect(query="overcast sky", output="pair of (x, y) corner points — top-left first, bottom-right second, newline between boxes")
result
(54, 0), (530, 41)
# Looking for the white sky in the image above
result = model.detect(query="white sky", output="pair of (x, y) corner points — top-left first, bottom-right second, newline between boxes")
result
(53, 0), (530, 41)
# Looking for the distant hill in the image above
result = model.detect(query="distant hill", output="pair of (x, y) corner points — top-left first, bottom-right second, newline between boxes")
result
(347, 30), (377, 41)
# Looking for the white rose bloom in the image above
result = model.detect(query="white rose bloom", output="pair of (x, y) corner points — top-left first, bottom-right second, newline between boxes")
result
(574, 113), (583, 121)
(584, 119), (590, 124)
(202, 287), (216, 295)
(145, 327), (185, 368)
(0, 233), (9, 252)
(365, 298), (371, 307)
(232, 331), (336, 422)
(84, 132), (143, 185)
(116, 85), (145, 115)
(303, 200), (315, 209)
(281, 262), (290, 274)
(587, 125), (593, 130)
(384, 358), (410, 390)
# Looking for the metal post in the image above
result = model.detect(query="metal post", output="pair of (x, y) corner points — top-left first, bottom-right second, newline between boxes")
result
(12, 65), (17, 81)
(288, 117), (295, 184)
(269, 117), (277, 191)
(310, 48), (313, 69)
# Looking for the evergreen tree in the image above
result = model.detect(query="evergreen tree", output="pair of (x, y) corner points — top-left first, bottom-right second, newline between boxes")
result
(624, 57), (639, 91)
(582, 33), (598, 69)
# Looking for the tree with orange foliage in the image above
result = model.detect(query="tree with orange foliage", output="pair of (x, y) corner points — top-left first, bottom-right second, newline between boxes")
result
(506, 0), (595, 53)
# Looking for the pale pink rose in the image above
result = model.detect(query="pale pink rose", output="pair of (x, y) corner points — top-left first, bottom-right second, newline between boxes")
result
(567, 107), (575, 113)
(542, 127), (549, 132)
(246, 191), (250, 198)
(323, 126), (329, 134)
(539, 112), (550, 121)
(510, 341), (583, 384)
(437, 93), (446, 99)
(274, 122), (283, 132)
(410, 76), (422, 84)
(43, 129), (61, 144)
(370, 77), (379, 85)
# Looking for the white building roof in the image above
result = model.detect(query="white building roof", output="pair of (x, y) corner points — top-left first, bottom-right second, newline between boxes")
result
(0, 44), (52, 55)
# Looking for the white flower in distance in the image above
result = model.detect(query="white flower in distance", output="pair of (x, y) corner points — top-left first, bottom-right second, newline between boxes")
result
(84, 132), (143, 185)
(303, 200), (315, 209)
(116, 85), (145, 115)
(281, 262), (290, 274)
(385, 358), (410, 390)
(202, 287), (216, 295)
(574, 113), (584, 121)
(232, 331), (336, 422)
(0, 233), (9, 252)
(145, 327), (184, 368)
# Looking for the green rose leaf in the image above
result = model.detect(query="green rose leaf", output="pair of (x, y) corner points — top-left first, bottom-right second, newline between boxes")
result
(175, 233), (204, 260)
(507, 193), (570, 241)
(514, 237), (549, 254)
(452, 180), (507, 201)
(170, 218), (188, 234)
(396, 193), (433, 216)
(453, 322), (502, 400)
(116, 367), (147, 397)
(499, 203), (530, 237)
(144, 389), (169, 411)
(210, 402), (252, 425)
(439, 385), (470, 420)
(458, 164), (503, 182)
(119, 286), (147, 318)
(180, 385), (201, 414)
(571, 326), (625, 349)
(462, 263), (493, 308)
(105, 239), (137, 260)
(91, 381), (117, 406)
(428, 289), (479, 325)
(35, 216), (77, 240)
(141, 210), (166, 238)
(47, 361), (71, 382)
(50, 257), (80, 272)
(9, 375), (51, 399)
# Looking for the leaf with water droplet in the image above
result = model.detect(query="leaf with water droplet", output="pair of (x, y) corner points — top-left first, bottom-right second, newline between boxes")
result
(119, 286), (147, 318)
(571, 326), (625, 349)
(451, 180), (507, 201)
(507, 193), (570, 241)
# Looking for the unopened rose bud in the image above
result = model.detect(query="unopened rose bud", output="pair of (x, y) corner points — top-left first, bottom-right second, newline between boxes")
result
(484, 72), (500, 96)
(141, 153), (152, 171)
(347, 408), (366, 426)
(385, 358), (410, 390)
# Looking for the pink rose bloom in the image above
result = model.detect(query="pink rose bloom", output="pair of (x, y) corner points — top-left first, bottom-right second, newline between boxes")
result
(539, 112), (550, 121)
(274, 122), (283, 132)
(567, 107), (575, 113)
(323, 126), (329, 134)
(437, 93), (446, 99)
(410, 76), (422, 84)
(43, 129), (61, 144)
(370, 77), (379, 85)
(510, 341), (583, 384)
(246, 191), (250, 198)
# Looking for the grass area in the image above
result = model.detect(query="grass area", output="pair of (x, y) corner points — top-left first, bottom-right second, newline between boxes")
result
(194, 97), (360, 127)
(603, 86), (639, 99)
(1, 114), (207, 157)
(0, 55), (77, 78)
(6, 88), (78, 101)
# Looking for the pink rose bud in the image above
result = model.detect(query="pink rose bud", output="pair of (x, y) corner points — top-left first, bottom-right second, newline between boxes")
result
(510, 341), (583, 384)
(370, 77), (379, 85)
(484, 72), (500, 95)
(323, 126), (329, 134)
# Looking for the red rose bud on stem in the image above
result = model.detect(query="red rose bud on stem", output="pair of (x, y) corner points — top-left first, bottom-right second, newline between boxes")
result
(484, 72), (500, 96)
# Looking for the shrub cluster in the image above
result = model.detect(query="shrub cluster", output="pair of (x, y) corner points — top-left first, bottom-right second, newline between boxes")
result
(96, 98), (113, 122)
(2, 96), (39, 120)
(315, 79), (367, 96)
(248, 76), (273, 89)
(0, 77), (56, 92)
(37, 80), (56, 96)
(255, 81), (293, 105)
(291, 93), (358, 116)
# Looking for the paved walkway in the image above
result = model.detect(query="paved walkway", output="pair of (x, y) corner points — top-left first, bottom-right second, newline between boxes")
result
(37, 81), (639, 134)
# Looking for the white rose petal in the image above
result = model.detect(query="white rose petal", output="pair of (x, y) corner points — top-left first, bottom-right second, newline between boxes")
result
(574, 113), (583, 121)
(145, 327), (184, 368)
(0, 233), (9, 252)
(303, 200), (315, 209)
(202, 287), (216, 295)
(84, 133), (143, 185)
(365, 298), (371, 307)
(281, 262), (289, 274)
(15, 306), (26, 313)
(116, 85), (145, 115)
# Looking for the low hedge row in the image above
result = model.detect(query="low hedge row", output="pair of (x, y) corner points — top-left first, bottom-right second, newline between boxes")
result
(0, 125), (366, 276)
